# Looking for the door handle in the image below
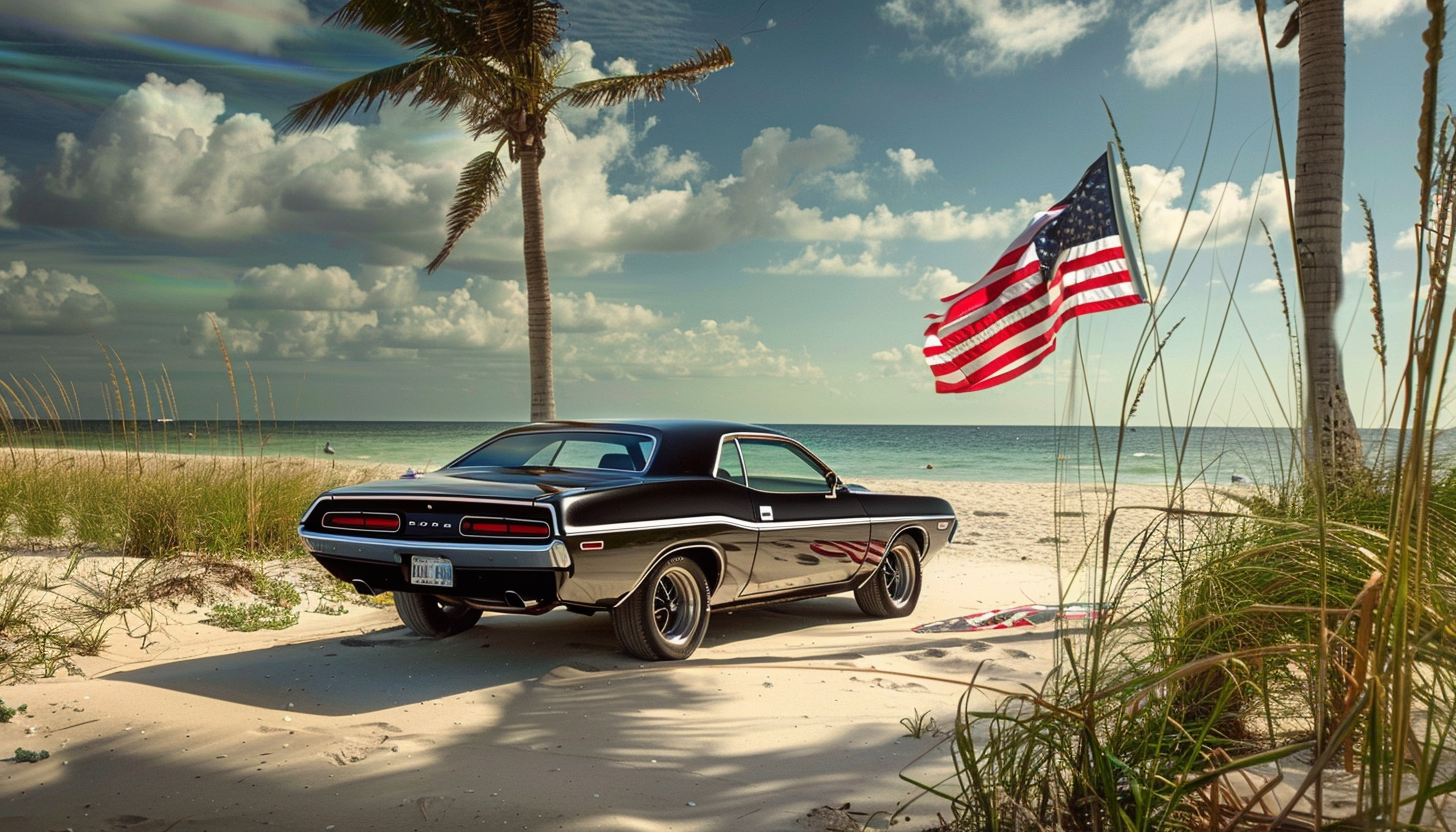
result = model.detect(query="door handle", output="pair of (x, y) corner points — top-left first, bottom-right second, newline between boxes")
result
(759, 506), (774, 522)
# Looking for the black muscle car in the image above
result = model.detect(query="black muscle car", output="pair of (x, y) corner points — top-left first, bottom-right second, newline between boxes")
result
(298, 420), (957, 660)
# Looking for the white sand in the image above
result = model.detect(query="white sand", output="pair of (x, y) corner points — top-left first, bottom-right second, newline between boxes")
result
(0, 478), (1186, 831)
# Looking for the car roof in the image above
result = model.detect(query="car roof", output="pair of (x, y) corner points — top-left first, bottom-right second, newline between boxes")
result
(482, 419), (786, 477)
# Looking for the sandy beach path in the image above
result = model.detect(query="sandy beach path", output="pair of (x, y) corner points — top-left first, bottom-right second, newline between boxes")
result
(2, 480), (1167, 832)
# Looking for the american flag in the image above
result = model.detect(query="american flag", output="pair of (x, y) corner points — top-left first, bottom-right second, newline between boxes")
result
(923, 150), (1146, 392)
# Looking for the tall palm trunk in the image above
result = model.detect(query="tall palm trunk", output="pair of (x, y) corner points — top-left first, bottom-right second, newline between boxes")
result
(1296, 0), (1362, 482)
(519, 144), (555, 422)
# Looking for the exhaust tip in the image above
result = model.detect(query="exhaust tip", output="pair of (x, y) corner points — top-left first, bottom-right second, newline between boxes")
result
(504, 590), (531, 608)
(350, 579), (377, 596)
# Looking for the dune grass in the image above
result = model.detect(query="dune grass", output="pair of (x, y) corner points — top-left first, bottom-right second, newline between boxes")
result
(0, 339), (388, 681)
(913, 7), (1456, 830)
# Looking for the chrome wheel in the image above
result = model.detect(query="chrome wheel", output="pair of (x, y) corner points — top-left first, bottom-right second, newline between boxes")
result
(882, 546), (914, 609)
(613, 555), (711, 660)
(653, 566), (703, 646)
(854, 537), (922, 618)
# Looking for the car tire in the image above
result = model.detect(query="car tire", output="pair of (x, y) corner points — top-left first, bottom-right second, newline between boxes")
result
(854, 537), (922, 618)
(394, 592), (484, 638)
(612, 555), (710, 661)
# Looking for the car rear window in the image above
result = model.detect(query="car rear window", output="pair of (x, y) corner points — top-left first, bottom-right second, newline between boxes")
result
(451, 431), (655, 472)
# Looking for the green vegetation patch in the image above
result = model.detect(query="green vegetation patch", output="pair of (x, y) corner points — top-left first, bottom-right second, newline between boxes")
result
(204, 602), (299, 632)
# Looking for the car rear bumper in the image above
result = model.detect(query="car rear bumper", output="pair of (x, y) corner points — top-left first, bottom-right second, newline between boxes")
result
(299, 528), (573, 570)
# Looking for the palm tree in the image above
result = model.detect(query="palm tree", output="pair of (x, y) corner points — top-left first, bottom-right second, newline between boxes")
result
(1277, 0), (1365, 483)
(281, 1), (732, 421)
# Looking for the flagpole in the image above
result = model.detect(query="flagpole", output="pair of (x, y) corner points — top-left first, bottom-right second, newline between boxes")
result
(1105, 142), (1149, 304)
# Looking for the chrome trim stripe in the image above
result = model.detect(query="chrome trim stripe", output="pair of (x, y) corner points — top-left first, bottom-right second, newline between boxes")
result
(299, 529), (568, 570)
(563, 512), (956, 536)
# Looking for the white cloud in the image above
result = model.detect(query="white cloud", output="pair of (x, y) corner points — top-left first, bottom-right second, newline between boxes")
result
(231, 264), (370, 311)
(0, 0), (311, 55)
(640, 144), (708, 185)
(1127, 0), (1422, 88)
(0, 159), (15, 229)
(552, 291), (665, 332)
(903, 266), (966, 301)
(1128, 164), (1290, 252)
(1394, 226), (1418, 251)
(881, 0), (1112, 73)
(887, 148), (937, 184)
(1344, 241), (1373, 277)
(560, 318), (824, 381)
(17, 75), (1046, 279)
(1347, 0), (1425, 30)
(0, 261), (115, 333)
(826, 172), (870, 201)
(857, 343), (931, 386)
(194, 264), (814, 381)
(1251, 277), (1282, 294)
(24, 75), (460, 251)
(756, 243), (906, 278)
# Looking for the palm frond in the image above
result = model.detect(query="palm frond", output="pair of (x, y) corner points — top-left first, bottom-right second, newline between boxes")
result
(279, 55), (507, 132)
(477, 0), (563, 55)
(428, 150), (508, 273)
(564, 43), (733, 109)
(326, 0), (476, 54)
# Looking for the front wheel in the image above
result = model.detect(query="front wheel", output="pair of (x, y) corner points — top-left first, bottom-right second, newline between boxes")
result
(394, 592), (483, 638)
(854, 537), (922, 618)
(612, 555), (710, 661)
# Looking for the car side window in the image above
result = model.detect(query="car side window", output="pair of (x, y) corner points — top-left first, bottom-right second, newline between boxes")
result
(716, 439), (746, 485)
(738, 438), (829, 493)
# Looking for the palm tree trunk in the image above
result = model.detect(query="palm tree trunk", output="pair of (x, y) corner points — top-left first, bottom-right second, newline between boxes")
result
(519, 143), (555, 422)
(1296, 0), (1363, 482)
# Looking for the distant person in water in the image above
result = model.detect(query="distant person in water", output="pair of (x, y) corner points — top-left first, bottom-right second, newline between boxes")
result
(323, 442), (335, 455)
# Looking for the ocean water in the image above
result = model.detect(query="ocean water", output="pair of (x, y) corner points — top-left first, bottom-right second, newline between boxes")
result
(3, 419), (1397, 486)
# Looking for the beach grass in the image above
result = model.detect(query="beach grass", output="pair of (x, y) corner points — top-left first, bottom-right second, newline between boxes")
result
(913, 7), (1456, 829)
(0, 345), (389, 680)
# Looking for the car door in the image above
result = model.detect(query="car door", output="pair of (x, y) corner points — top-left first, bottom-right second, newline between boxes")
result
(733, 436), (870, 596)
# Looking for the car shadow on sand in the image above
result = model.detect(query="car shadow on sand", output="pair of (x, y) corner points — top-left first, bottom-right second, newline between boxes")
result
(102, 596), (934, 714)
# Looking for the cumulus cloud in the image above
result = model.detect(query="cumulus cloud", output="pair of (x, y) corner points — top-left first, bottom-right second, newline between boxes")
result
(881, 0), (1112, 73)
(0, 261), (115, 333)
(1251, 277), (1283, 294)
(1127, 0), (1422, 87)
(1129, 164), (1290, 252)
(1394, 226), (1418, 251)
(0, 0), (311, 55)
(856, 343), (931, 386)
(0, 162), (15, 229)
(755, 243), (907, 278)
(558, 318), (824, 381)
(887, 147), (937, 184)
(15, 75), (1039, 278)
(903, 266), (966, 301)
(1344, 241), (1374, 277)
(193, 263), (816, 380)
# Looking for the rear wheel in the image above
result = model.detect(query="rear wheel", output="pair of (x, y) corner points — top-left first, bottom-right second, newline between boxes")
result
(612, 555), (710, 661)
(394, 592), (483, 638)
(854, 537), (922, 618)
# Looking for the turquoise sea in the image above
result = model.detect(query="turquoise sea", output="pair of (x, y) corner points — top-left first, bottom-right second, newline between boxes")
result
(8, 420), (1432, 486)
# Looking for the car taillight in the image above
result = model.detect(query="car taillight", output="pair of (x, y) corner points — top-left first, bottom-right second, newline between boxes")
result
(322, 512), (401, 532)
(460, 517), (551, 538)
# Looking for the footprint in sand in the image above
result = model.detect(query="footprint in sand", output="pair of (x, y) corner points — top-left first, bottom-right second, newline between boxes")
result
(323, 722), (411, 765)
(1002, 648), (1035, 660)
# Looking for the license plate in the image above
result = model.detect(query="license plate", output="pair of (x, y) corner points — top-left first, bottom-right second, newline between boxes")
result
(409, 556), (454, 587)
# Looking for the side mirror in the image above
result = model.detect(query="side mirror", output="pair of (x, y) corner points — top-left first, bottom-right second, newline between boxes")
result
(825, 472), (844, 497)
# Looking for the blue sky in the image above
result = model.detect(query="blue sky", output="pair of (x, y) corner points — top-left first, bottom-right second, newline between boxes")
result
(0, 0), (1437, 426)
